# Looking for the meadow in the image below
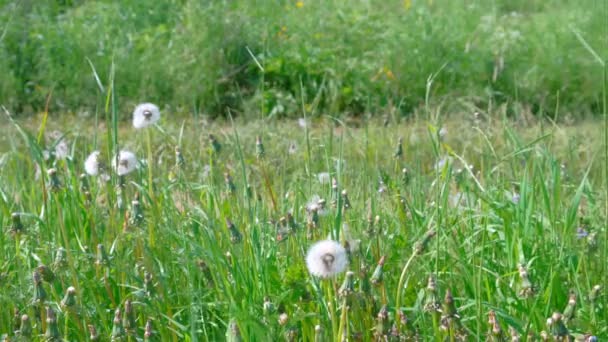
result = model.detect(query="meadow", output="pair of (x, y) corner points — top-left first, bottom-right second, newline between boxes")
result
(0, 104), (606, 340)
(0, 0), (607, 341)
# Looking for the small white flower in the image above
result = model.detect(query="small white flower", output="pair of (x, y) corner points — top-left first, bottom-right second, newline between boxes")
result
(112, 150), (138, 176)
(84, 151), (102, 176)
(305, 240), (348, 278)
(317, 172), (330, 184)
(132, 103), (161, 129)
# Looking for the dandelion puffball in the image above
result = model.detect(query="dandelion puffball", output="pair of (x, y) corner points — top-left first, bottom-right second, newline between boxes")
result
(305, 240), (348, 278)
(84, 151), (102, 176)
(112, 150), (137, 176)
(132, 103), (160, 129)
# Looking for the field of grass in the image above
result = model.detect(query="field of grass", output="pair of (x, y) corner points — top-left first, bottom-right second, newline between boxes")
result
(0, 0), (606, 118)
(0, 0), (607, 340)
(0, 104), (606, 340)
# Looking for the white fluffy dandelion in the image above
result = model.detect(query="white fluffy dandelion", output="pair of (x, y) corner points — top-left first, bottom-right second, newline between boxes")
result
(132, 103), (161, 129)
(306, 195), (328, 216)
(305, 240), (348, 278)
(112, 150), (138, 176)
(54, 140), (69, 160)
(317, 172), (330, 184)
(84, 151), (102, 176)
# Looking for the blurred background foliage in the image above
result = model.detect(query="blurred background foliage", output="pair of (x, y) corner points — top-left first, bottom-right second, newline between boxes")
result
(0, 0), (604, 119)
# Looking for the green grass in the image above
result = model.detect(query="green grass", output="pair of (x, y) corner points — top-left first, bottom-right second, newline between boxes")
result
(0, 108), (606, 340)
(0, 0), (605, 118)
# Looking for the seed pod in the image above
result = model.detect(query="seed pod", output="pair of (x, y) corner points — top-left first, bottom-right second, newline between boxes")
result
(37, 264), (55, 283)
(374, 305), (390, 339)
(423, 275), (441, 313)
(61, 286), (77, 310)
(87, 324), (99, 341)
(562, 292), (576, 323)
(144, 270), (155, 298)
(144, 320), (154, 342)
(548, 312), (568, 339)
(123, 300), (136, 334)
(359, 264), (371, 295)
(263, 296), (275, 316)
(393, 137), (403, 158)
(209, 134), (221, 154)
(226, 319), (242, 342)
(401, 168), (410, 185)
(19, 314), (32, 339)
(88, 324), (99, 341)
(414, 230), (436, 255)
(370, 256), (385, 285)
(52, 247), (68, 271)
(47, 168), (61, 191)
(9, 213), (24, 235)
(45, 307), (61, 341)
(517, 264), (536, 298)
(341, 190), (351, 210)
(129, 199), (144, 227)
(32, 270), (47, 305)
(338, 271), (355, 298)
(255, 136), (265, 159)
(175, 146), (185, 168)
(589, 285), (601, 303)
(226, 219), (242, 243)
(111, 308), (124, 340)
(95, 244), (110, 267)
(224, 172), (236, 194)
(314, 325), (324, 342)
(488, 310), (503, 339)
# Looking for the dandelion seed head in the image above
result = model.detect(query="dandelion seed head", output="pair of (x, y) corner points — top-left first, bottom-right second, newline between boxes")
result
(55, 140), (69, 160)
(305, 239), (347, 278)
(317, 172), (330, 184)
(133, 103), (161, 129)
(84, 151), (101, 176)
(112, 150), (137, 176)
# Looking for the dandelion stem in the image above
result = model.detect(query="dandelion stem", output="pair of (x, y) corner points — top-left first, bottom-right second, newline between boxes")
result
(337, 297), (348, 342)
(394, 252), (417, 333)
(146, 129), (155, 247)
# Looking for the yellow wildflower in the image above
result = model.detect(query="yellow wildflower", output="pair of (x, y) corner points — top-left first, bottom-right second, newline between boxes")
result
(296, 1), (304, 8)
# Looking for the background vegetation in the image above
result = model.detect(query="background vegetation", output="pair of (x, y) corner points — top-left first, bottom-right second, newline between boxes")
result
(0, 0), (605, 119)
